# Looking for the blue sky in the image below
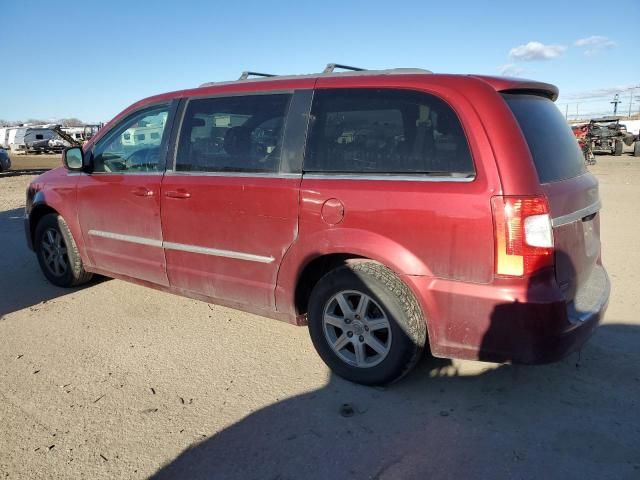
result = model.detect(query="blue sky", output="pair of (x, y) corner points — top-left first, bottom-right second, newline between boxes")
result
(2, 0), (638, 123)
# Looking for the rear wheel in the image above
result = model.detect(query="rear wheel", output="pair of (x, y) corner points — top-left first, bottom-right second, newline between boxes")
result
(614, 139), (623, 156)
(34, 213), (93, 287)
(634, 141), (640, 157)
(308, 262), (426, 386)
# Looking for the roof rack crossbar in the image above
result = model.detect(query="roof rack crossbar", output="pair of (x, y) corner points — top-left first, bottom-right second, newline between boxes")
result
(239, 71), (277, 80)
(323, 63), (366, 74)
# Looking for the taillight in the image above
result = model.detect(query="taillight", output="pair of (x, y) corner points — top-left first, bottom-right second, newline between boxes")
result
(491, 196), (554, 277)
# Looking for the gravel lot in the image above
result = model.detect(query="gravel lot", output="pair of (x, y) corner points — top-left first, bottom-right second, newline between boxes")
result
(1, 153), (639, 479)
(3, 154), (62, 173)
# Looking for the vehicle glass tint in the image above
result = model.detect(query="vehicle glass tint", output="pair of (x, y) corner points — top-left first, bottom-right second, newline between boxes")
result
(175, 94), (291, 173)
(92, 105), (169, 173)
(503, 94), (586, 183)
(305, 89), (474, 176)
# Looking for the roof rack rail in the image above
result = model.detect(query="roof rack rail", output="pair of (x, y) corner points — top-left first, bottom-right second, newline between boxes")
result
(323, 63), (366, 73)
(239, 71), (277, 80)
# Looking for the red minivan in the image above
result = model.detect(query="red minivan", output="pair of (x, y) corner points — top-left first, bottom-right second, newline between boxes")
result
(25, 65), (610, 385)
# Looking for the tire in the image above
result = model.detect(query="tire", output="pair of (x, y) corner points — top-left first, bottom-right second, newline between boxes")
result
(614, 139), (623, 156)
(634, 141), (640, 157)
(34, 213), (93, 287)
(308, 262), (427, 386)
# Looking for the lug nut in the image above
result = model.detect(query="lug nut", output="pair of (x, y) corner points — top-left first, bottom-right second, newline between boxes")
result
(364, 326), (369, 331)
(345, 318), (351, 324)
(347, 331), (353, 338)
(359, 335), (364, 342)
(355, 315), (360, 320)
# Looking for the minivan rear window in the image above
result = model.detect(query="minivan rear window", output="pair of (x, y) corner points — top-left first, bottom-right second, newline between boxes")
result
(503, 93), (586, 183)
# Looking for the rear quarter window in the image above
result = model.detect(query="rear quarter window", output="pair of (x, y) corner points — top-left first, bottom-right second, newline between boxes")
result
(305, 88), (474, 177)
(503, 93), (586, 183)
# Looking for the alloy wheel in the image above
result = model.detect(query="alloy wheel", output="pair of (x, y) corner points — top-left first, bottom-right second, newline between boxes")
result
(41, 228), (69, 277)
(322, 290), (392, 368)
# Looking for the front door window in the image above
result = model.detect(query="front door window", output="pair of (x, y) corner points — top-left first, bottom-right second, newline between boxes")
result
(92, 106), (169, 173)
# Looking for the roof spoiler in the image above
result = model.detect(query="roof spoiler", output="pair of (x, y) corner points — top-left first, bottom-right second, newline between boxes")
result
(500, 83), (559, 101)
(471, 76), (559, 102)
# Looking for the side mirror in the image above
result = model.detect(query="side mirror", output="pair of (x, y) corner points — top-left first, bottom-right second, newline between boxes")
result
(63, 147), (84, 171)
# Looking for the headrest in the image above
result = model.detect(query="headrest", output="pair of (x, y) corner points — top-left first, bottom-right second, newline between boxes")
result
(223, 126), (251, 156)
(188, 118), (206, 128)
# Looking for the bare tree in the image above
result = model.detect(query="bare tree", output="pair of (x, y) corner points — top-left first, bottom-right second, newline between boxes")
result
(59, 118), (85, 127)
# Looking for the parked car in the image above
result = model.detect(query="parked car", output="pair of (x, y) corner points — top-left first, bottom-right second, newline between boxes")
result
(0, 148), (11, 172)
(24, 65), (610, 385)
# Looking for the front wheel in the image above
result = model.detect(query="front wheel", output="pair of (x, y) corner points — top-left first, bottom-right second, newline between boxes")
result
(34, 213), (93, 287)
(308, 262), (427, 386)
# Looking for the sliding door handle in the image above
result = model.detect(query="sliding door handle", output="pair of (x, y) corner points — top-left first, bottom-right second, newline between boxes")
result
(165, 189), (192, 199)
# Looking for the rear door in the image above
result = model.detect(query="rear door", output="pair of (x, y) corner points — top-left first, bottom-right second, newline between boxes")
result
(503, 94), (607, 315)
(160, 90), (311, 309)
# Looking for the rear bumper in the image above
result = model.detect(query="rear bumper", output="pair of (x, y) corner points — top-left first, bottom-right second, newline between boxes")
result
(403, 266), (610, 364)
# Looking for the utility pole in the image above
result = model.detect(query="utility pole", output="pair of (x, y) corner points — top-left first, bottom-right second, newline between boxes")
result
(611, 94), (621, 116)
(565, 104), (569, 120)
(629, 89), (635, 118)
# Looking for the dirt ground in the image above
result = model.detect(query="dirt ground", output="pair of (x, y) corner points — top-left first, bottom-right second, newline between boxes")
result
(1, 153), (639, 479)
(4, 154), (62, 172)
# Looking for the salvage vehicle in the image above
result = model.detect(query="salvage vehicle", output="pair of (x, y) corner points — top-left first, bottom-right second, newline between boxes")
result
(0, 147), (11, 172)
(586, 117), (631, 156)
(24, 65), (610, 385)
(571, 123), (595, 165)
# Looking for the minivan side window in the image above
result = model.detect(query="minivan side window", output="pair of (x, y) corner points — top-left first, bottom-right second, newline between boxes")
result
(92, 105), (169, 173)
(305, 89), (474, 176)
(175, 94), (291, 173)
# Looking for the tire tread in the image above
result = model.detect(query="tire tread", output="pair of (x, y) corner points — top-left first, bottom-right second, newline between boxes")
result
(348, 262), (427, 382)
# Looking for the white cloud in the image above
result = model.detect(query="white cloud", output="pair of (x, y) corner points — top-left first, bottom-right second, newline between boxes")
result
(574, 35), (616, 55)
(508, 41), (566, 61)
(497, 63), (525, 77)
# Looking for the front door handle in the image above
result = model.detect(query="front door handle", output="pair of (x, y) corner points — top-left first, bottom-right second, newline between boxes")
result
(131, 187), (154, 197)
(165, 189), (192, 199)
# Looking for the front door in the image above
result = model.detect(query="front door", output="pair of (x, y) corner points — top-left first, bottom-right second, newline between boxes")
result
(77, 104), (172, 286)
(160, 92), (306, 308)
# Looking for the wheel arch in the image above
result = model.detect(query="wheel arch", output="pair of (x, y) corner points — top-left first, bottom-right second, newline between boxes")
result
(276, 228), (435, 321)
(293, 253), (369, 317)
(29, 202), (59, 245)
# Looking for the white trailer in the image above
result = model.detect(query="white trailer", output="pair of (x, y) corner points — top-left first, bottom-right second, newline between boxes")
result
(8, 127), (25, 153)
(0, 128), (10, 148)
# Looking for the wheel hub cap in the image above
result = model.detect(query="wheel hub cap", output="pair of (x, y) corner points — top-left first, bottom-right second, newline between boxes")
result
(322, 290), (392, 368)
(352, 320), (365, 335)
